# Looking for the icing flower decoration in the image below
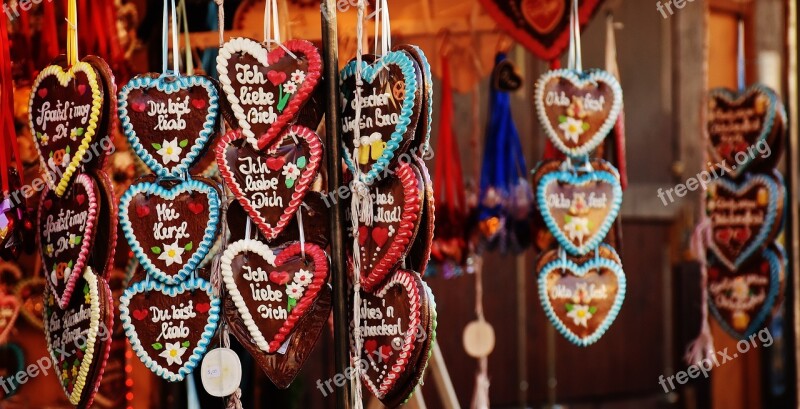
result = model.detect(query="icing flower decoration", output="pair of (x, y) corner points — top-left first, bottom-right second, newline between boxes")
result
(38, 132), (49, 146)
(69, 127), (85, 141)
(286, 282), (305, 300)
(563, 216), (591, 243)
(158, 240), (185, 267)
(293, 269), (314, 286)
(283, 81), (298, 94)
(159, 341), (187, 366)
(48, 148), (71, 170)
(45, 244), (54, 256)
(291, 70), (306, 84)
(558, 116), (587, 144)
(282, 162), (300, 179)
(567, 304), (593, 327)
(157, 137), (183, 165)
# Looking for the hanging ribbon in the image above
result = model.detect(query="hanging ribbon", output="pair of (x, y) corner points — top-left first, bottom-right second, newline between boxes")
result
(685, 220), (715, 364)
(605, 13), (627, 190)
(161, 0), (180, 76)
(737, 17), (745, 93)
(177, 0), (194, 75)
(566, 0), (582, 72)
(469, 256), (490, 409)
(66, 0), (79, 66)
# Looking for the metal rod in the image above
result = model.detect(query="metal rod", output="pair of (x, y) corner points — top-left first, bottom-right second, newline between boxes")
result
(320, 1), (352, 408)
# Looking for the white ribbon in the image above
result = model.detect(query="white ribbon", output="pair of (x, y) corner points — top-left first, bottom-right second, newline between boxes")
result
(161, 0), (180, 75)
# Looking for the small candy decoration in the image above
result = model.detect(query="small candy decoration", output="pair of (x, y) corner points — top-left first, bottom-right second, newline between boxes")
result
(534, 69), (623, 158)
(705, 172), (783, 271)
(28, 61), (105, 196)
(537, 245), (626, 346)
(118, 73), (220, 178)
(534, 161), (622, 256)
(119, 277), (220, 382)
(707, 245), (782, 339)
(118, 177), (221, 284)
(220, 239), (329, 354)
(38, 173), (99, 309)
(216, 38), (322, 149)
(340, 52), (422, 185)
(216, 126), (323, 241)
(706, 85), (785, 178)
(43, 268), (113, 407)
(349, 161), (424, 292)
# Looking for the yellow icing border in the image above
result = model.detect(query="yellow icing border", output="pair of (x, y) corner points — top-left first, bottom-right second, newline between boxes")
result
(28, 62), (103, 197)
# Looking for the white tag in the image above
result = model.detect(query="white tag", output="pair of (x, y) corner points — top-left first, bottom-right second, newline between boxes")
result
(200, 348), (242, 397)
(462, 320), (496, 358)
(277, 333), (293, 355)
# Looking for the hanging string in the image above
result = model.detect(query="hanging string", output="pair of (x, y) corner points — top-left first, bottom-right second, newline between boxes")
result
(161, 0), (181, 75)
(178, 0), (194, 75)
(264, 0), (281, 45)
(470, 255), (490, 408)
(215, 0), (225, 45)
(66, 0), (78, 66)
(567, 0), (582, 71)
(737, 17), (745, 92)
(297, 206), (306, 259)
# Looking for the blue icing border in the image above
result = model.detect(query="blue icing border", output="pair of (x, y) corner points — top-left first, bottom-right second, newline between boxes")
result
(537, 246), (626, 347)
(406, 45), (433, 154)
(118, 74), (219, 178)
(119, 277), (220, 382)
(534, 68), (623, 159)
(536, 167), (622, 256)
(707, 173), (779, 270)
(707, 84), (780, 178)
(707, 246), (781, 340)
(118, 178), (221, 285)
(339, 51), (418, 185)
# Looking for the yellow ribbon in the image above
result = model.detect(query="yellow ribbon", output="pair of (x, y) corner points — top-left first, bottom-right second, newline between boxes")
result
(66, 0), (78, 66)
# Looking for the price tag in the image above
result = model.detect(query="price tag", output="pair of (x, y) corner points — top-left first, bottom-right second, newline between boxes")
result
(200, 348), (242, 397)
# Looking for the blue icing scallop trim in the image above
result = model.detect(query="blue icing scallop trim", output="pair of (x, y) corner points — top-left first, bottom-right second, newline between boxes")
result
(707, 84), (779, 178)
(339, 51), (418, 185)
(708, 173), (779, 270)
(537, 246), (626, 347)
(119, 277), (220, 382)
(406, 45), (433, 154)
(707, 246), (781, 340)
(118, 178), (221, 285)
(118, 74), (219, 178)
(536, 167), (622, 256)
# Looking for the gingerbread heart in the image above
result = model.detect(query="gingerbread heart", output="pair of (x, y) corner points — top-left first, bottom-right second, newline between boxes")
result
(350, 161), (424, 292)
(15, 277), (46, 330)
(707, 246), (781, 339)
(227, 192), (331, 247)
(44, 268), (113, 406)
(217, 38), (322, 149)
(119, 177), (221, 284)
(38, 173), (100, 309)
(707, 85), (785, 178)
(706, 173), (783, 271)
(118, 73), (220, 177)
(0, 294), (20, 344)
(537, 245), (626, 346)
(340, 52), (422, 184)
(90, 170), (118, 278)
(535, 164), (622, 256)
(226, 284), (332, 388)
(216, 126), (322, 241)
(28, 61), (106, 196)
(394, 45), (433, 154)
(221, 239), (329, 354)
(534, 69), (623, 157)
(353, 269), (428, 400)
(405, 157), (435, 274)
(119, 277), (220, 381)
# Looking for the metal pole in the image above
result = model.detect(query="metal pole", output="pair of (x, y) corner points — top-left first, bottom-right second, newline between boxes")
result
(320, 1), (352, 409)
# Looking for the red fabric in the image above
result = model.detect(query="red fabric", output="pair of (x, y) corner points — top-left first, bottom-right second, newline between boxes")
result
(16, 7), (35, 80)
(434, 57), (466, 213)
(42, 0), (60, 61)
(0, 16), (12, 192)
(614, 110), (627, 190)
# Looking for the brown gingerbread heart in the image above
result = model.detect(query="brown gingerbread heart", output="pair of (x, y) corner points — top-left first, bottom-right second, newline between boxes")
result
(226, 192), (331, 247)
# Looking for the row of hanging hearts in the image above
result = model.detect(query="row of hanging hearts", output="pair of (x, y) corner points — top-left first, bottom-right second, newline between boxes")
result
(702, 84), (787, 340)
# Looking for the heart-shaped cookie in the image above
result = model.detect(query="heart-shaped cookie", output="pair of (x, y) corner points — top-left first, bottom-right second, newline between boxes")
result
(0, 294), (20, 344)
(15, 277), (46, 330)
(216, 126), (323, 241)
(477, 0), (603, 60)
(119, 177), (221, 284)
(708, 246), (781, 339)
(38, 173), (100, 309)
(221, 239), (329, 354)
(349, 161), (424, 292)
(340, 52), (422, 184)
(706, 173), (783, 271)
(119, 277), (220, 381)
(118, 73), (220, 177)
(44, 268), (113, 406)
(217, 38), (322, 149)
(226, 284), (332, 388)
(707, 85), (785, 178)
(535, 163), (622, 256)
(534, 69), (623, 157)
(405, 157), (435, 274)
(353, 269), (428, 400)
(394, 45), (433, 154)
(537, 245), (626, 346)
(90, 170), (118, 278)
(28, 61), (105, 196)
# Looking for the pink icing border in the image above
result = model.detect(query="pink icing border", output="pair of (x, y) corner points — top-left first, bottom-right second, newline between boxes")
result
(38, 173), (99, 309)
(215, 126), (323, 241)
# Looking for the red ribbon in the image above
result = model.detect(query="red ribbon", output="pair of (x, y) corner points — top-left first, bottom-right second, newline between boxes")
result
(42, 0), (61, 62)
(434, 57), (466, 214)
